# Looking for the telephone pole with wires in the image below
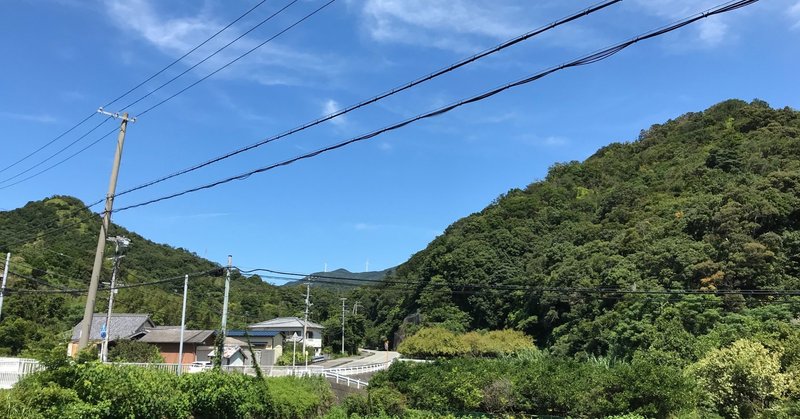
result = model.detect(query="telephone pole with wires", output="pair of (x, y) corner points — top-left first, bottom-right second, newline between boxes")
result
(79, 109), (135, 350)
(100, 235), (130, 362)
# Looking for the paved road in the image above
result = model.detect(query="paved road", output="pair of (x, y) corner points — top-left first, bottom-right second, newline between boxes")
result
(317, 350), (400, 368)
(347, 350), (400, 366)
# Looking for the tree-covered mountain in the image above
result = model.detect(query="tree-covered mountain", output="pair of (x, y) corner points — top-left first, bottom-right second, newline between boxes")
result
(356, 99), (800, 360)
(0, 197), (355, 355)
(281, 267), (395, 289)
(3, 99), (799, 366)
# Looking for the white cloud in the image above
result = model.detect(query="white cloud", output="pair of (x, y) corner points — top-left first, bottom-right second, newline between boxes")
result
(790, 1), (800, 29)
(378, 142), (393, 151)
(104, 0), (344, 86)
(360, 0), (528, 51)
(516, 134), (568, 147)
(322, 99), (347, 126)
(697, 19), (728, 46)
(632, 0), (737, 47)
(0, 111), (58, 124)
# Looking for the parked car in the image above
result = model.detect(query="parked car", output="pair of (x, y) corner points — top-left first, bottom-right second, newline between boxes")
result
(187, 361), (211, 373)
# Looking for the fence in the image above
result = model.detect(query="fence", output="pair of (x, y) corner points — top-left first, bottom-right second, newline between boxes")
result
(0, 358), (43, 389)
(323, 371), (369, 389)
(0, 358), (391, 389)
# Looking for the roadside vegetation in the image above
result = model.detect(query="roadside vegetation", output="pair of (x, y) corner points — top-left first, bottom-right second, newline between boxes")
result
(0, 348), (334, 419)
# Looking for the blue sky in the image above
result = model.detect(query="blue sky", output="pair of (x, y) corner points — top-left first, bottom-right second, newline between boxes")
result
(1, 0), (798, 283)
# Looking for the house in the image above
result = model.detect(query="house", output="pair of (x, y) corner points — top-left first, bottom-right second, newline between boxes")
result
(68, 313), (154, 357)
(248, 316), (324, 358)
(208, 337), (250, 367)
(137, 327), (216, 364)
(225, 330), (282, 366)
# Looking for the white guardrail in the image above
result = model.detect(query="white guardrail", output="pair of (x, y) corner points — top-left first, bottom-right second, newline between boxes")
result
(0, 358), (392, 389)
(0, 358), (44, 389)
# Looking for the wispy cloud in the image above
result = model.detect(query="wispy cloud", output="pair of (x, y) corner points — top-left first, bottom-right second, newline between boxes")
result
(790, 1), (800, 29)
(104, 0), (344, 87)
(322, 99), (347, 126)
(632, 0), (739, 48)
(0, 111), (58, 124)
(360, 0), (529, 51)
(516, 134), (569, 147)
(164, 212), (231, 221)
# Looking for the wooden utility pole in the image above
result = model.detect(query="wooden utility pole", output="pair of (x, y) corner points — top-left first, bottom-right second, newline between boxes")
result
(79, 110), (134, 350)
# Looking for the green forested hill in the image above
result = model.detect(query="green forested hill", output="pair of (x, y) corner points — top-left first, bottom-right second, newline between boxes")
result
(0, 197), (334, 355)
(362, 99), (800, 359)
(3, 99), (799, 364)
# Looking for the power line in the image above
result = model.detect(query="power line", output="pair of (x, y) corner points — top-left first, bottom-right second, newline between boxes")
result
(113, 0), (622, 199)
(7, 270), (69, 291)
(0, 112), (98, 175)
(0, 0), (270, 181)
(0, 128), (118, 191)
(0, 201), (104, 249)
(243, 267), (800, 297)
(0, 117), (113, 185)
(4, 268), (219, 295)
(103, 0), (270, 109)
(111, 0), (760, 213)
(133, 0), (337, 117)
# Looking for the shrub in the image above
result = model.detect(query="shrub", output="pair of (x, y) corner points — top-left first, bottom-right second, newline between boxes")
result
(341, 393), (369, 416)
(369, 387), (408, 417)
(689, 339), (789, 418)
(73, 364), (188, 418)
(108, 340), (164, 363)
(397, 327), (468, 359)
(180, 371), (271, 419)
(267, 376), (334, 418)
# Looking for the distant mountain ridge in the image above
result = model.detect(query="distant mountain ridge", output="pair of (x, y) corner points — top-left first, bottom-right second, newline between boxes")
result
(281, 267), (395, 288)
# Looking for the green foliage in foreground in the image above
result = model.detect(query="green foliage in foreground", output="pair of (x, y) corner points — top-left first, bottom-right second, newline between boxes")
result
(107, 339), (164, 363)
(398, 327), (534, 359)
(372, 338), (800, 419)
(1, 350), (334, 419)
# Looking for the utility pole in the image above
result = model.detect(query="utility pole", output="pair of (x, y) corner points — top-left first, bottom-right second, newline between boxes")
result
(177, 274), (189, 375)
(221, 255), (232, 339)
(0, 253), (10, 321)
(352, 301), (361, 316)
(340, 297), (347, 354)
(79, 109), (135, 350)
(302, 280), (311, 367)
(101, 236), (130, 362)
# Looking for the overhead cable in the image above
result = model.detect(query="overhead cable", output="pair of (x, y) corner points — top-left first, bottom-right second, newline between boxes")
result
(104, 0), (270, 109)
(112, 0), (760, 213)
(0, 0), (270, 180)
(0, 117), (113, 185)
(113, 0), (622, 198)
(133, 0), (336, 116)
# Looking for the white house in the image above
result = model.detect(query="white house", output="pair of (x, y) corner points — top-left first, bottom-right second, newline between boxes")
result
(248, 317), (324, 358)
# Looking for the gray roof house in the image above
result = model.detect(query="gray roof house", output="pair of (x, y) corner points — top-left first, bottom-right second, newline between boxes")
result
(249, 317), (324, 356)
(68, 313), (154, 356)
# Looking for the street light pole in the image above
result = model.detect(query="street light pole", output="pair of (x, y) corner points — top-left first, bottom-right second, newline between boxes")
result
(340, 298), (347, 354)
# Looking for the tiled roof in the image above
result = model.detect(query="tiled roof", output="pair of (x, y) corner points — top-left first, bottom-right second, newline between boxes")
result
(226, 330), (279, 337)
(71, 313), (154, 341)
(248, 317), (324, 330)
(139, 329), (215, 344)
